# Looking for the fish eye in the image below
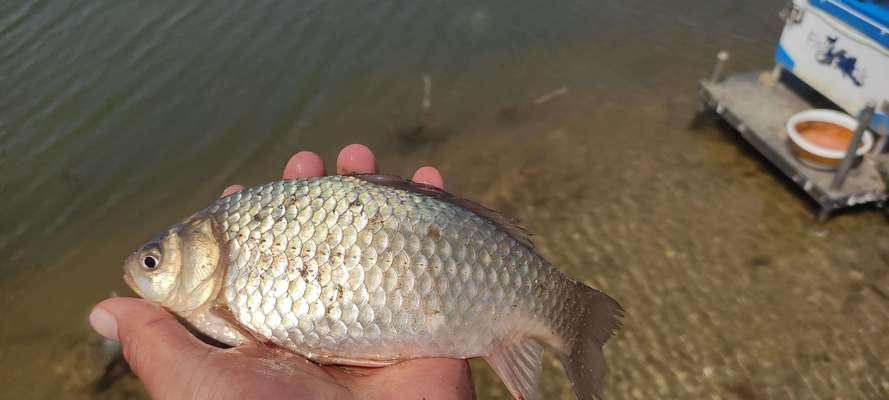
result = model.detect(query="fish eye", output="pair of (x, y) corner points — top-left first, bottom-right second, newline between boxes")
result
(143, 255), (159, 270)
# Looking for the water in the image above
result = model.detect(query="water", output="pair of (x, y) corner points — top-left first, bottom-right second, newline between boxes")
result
(3, 0), (889, 398)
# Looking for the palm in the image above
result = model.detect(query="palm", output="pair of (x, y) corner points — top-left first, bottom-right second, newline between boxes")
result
(183, 345), (471, 400)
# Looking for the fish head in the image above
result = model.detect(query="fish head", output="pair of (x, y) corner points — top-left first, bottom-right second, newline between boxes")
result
(124, 215), (223, 314)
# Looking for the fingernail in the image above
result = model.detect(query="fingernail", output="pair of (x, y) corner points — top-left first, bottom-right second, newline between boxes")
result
(89, 307), (119, 341)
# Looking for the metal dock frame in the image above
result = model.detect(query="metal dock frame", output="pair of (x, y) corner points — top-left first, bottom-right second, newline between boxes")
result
(698, 65), (887, 220)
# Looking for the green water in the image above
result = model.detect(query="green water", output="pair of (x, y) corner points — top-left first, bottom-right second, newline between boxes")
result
(3, 0), (889, 398)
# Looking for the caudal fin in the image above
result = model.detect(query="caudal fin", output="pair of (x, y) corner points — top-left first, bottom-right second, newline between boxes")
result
(559, 281), (622, 400)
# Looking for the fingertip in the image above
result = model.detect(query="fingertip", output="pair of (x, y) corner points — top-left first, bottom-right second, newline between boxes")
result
(94, 297), (205, 356)
(337, 144), (377, 175)
(284, 151), (326, 179)
(94, 296), (159, 314)
(221, 185), (245, 197)
(95, 298), (209, 398)
(412, 166), (444, 189)
(90, 298), (164, 344)
(89, 306), (119, 341)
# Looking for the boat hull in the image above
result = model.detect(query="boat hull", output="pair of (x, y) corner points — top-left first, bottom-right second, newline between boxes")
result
(776, 0), (889, 135)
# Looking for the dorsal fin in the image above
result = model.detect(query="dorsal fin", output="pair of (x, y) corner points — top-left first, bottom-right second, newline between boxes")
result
(351, 174), (534, 249)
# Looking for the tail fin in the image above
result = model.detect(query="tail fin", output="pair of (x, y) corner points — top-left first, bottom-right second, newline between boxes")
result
(559, 281), (622, 400)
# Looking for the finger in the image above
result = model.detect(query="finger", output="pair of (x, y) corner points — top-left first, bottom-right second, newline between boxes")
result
(283, 151), (326, 180)
(221, 185), (245, 197)
(411, 166), (444, 189)
(336, 144), (377, 175)
(343, 358), (474, 400)
(90, 298), (211, 399)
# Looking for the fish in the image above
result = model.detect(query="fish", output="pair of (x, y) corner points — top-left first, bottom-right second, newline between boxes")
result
(123, 174), (622, 399)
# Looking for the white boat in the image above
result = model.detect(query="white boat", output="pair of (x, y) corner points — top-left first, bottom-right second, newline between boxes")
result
(776, 0), (888, 135)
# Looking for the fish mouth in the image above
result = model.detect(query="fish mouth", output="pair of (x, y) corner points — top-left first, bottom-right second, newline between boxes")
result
(122, 271), (144, 298)
(122, 253), (141, 296)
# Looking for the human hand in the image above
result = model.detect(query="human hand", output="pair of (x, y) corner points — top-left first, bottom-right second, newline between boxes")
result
(89, 144), (473, 400)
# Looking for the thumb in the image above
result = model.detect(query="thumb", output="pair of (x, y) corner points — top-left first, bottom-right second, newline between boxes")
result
(90, 297), (211, 399)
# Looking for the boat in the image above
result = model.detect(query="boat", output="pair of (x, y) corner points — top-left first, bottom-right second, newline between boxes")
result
(699, 0), (889, 219)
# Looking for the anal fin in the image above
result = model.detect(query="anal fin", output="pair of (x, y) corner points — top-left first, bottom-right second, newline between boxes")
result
(484, 338), (544, 400)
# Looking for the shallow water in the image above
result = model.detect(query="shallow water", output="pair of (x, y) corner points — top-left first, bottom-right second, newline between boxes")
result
(3, 0), (889, 398)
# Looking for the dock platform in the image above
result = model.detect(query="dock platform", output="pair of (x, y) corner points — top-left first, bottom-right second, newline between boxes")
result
(699, 71), (888, 218)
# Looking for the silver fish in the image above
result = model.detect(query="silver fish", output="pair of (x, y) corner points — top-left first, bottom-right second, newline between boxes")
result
(124, 174), (621, 399)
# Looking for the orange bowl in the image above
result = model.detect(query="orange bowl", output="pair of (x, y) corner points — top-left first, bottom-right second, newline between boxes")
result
(786, 109), (873, 170)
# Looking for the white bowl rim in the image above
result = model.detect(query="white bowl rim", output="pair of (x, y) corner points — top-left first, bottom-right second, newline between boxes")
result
(786, 109), (873, 159)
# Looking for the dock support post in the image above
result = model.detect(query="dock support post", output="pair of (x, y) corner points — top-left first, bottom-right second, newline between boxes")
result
(817, 207), (832, 222)
(831, 102), (877, 190)
(710, 51), (730, 84)
(873, 101), (889, 155)
(768, 64), (782, 84)
(874, 133), (888, 155)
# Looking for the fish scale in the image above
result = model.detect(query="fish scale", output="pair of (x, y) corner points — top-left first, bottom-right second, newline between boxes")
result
(125, 174), (621, 400)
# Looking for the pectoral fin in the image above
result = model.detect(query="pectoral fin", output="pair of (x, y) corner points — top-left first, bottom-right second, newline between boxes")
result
(210, 303), (266, 344)
(311, 354), (399, 367)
